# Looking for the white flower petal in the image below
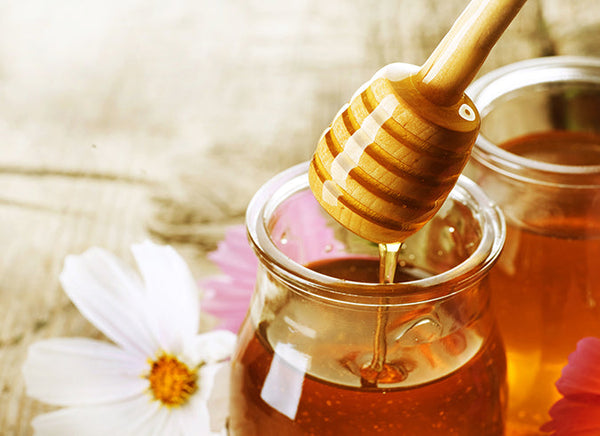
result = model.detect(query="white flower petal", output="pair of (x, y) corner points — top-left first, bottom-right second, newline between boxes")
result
(167, 361), (230, 436)
(178, 398), (212, 436)
(31, 396), (162, 436)
(178, 393), (224, 436)
(131, 241), (200, 353)
(183, 330), (236, 366)
(59, 247), (159, 357)
(205, 363), (231, 433)
(162, 407), (188, 436)
(134, 406), (171, 436)
(23, 338), (148, 407)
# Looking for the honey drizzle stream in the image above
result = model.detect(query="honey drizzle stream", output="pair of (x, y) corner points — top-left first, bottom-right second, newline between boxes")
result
(360, 242), (402, 387)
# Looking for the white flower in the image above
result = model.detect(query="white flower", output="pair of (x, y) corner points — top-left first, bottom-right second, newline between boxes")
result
(22, 241), (237, 436)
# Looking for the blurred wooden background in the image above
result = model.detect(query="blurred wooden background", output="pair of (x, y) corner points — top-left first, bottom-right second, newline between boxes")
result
(1, 0), (599, 434)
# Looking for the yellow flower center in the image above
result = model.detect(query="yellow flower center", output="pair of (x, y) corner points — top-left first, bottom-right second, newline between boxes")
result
(147, 353), (198, 407)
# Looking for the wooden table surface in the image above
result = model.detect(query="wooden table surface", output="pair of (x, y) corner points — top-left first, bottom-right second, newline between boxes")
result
(1, 0), (598, 434)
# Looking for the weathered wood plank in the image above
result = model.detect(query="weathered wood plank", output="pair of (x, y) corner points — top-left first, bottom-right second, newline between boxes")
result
(1, 0), (599, 434)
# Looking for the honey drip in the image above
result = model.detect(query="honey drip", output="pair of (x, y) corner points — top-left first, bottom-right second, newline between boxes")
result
(359, 242), (405, 387)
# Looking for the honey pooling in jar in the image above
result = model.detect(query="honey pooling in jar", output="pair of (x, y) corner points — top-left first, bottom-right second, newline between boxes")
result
(228, 256), (507, 436)
(481, 130), (600, 430)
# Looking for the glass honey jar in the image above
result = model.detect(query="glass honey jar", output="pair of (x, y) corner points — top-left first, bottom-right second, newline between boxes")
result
(228, 162), (506, 435)
(465, 56), (600, 434)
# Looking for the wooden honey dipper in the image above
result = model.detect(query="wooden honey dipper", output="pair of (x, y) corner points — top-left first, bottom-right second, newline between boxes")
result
(309, 0), (527, 243)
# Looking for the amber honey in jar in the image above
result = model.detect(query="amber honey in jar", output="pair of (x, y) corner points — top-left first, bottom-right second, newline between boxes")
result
(465, 56), (600, 434)
(229, 162), (506, 435)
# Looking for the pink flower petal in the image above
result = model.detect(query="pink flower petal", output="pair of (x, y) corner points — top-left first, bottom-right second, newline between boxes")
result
(557, 337), (600, 397)
(208, 235), (258, 279)
(542, 338), (600, 434)
(201, 275), (253, 333)
(200, 189), (347, 334)
(270, 190), (345, 264)
(541, 395), (600, 435)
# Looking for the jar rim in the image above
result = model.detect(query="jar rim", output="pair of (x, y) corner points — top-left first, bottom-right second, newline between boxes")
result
(245, 162), (505, 306)
(467, 56), (600, 188)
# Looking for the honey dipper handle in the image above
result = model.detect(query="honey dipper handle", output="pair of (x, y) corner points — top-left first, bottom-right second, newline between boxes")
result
(415, 0), (527, 106)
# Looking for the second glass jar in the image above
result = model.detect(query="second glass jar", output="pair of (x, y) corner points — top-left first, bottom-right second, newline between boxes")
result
(465, 56), (600, 434)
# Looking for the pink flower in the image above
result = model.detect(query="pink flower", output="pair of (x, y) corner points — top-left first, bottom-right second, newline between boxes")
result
(541, 337), (600, 435)
(200, 190), (345, 333)
(200, 225), (259, 333)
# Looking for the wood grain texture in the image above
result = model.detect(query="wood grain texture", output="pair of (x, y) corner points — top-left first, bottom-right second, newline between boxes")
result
(1, 0), (599, 434)
(309, 73), (479, 243)
(416, 0), (528, 105)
